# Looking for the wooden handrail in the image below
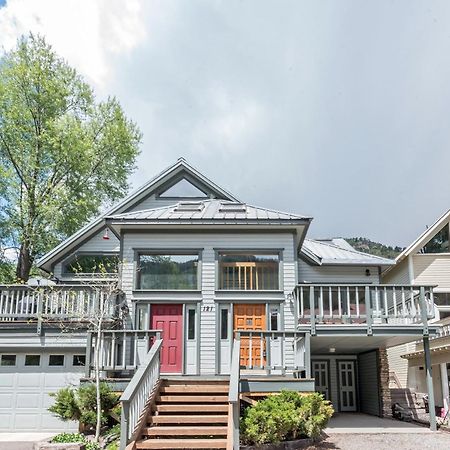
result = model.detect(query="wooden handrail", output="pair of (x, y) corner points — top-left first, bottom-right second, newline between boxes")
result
(228, 338), (241, 450)
(120, 339), (162, 450)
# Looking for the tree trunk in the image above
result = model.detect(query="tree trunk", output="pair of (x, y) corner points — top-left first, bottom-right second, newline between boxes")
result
(94, 321), (103, 442)
(16, 241), (33, 282)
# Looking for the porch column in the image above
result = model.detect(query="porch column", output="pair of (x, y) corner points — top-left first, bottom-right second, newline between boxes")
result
(440, 363), (449, 417)
(423, 336), (437, 431)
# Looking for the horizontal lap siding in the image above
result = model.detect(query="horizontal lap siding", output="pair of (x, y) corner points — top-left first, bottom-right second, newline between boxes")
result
(125, 195), (178, 212)
(358, 351), (380, 416)
(298, 261), (380, 283)
(382, 262), (410, 285)
(121, 232), (296, 374)
(413, 254), (450, 289)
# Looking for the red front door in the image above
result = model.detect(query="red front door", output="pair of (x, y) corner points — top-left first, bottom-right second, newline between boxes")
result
(150, 304), (183, 373)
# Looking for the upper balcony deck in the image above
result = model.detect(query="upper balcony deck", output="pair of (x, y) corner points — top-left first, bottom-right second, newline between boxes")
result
(294, 283), (438, 337)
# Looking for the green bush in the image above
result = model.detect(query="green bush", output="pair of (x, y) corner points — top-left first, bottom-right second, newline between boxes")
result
(241, 391), (334, 445)
(49, 382), (119, 429)
(51, 433), (100, 450)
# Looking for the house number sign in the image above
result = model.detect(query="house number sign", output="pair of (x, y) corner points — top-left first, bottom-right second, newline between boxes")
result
(201, 305), (215, 312)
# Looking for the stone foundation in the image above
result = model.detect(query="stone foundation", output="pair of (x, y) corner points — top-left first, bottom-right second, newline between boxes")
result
(378, 348), (392, 417)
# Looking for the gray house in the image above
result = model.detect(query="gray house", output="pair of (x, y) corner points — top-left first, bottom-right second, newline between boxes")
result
(0, 159), (440, 449)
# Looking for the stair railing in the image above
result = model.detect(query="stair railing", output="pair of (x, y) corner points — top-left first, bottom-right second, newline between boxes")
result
(120, 337), (162, 450)
(228, 336), (241, 450)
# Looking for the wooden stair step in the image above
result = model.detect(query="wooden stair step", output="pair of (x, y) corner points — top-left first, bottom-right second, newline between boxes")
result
(151, 415), (228, 424)
(154, 403), (228, 413)
(158, 395), (228, 403)
(136, 439), (227, 449)
(161, 385), (229, 393)
(144, 425), (227, 436)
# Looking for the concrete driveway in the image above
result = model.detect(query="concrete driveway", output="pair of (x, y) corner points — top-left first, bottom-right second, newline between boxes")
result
(316, 414), (450, 450)
(0, 433), (54, 450)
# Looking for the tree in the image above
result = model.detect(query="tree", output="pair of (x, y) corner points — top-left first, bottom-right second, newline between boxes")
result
(0, 34), (141, 281)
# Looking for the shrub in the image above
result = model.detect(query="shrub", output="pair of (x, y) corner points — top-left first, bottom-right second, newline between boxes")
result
(49, 382), (119, 429)
(51, 433), (100, 450)
(241, 391), (334, 445)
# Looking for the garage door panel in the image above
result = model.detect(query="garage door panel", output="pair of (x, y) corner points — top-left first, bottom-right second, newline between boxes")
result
(0, 393), (13, 408)
(44, 373), (79, 388)
(16, 393), (41, 408)
(0, 374), (15, 387)
(14, 413), (40, 429)
(0, 414), (12, 430)
(17, 373), (42, 387)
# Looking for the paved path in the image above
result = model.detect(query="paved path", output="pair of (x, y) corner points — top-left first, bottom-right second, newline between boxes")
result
(0, 433), (54, 450)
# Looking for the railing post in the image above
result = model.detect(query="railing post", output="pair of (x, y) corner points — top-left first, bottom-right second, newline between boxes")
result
(85, 332), (93, 378)
(120, 400), (129, 450)
(309, 286), (316, 336)
(419, 286), (429, 336)
(365, 286), (372, 336)
(36, 289), (43, 336)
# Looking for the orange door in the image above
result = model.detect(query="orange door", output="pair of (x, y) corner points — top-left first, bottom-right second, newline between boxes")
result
(233, 304), (266, 368)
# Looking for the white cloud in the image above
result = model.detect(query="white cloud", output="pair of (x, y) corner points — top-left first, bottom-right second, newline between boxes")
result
(0, 0), (147, 90)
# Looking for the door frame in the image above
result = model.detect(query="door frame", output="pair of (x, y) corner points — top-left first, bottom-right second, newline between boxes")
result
(311, 359), (331, 401)
(336, 359), (358, 412)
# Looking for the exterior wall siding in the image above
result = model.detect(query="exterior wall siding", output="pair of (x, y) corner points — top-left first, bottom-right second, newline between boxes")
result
(125, 194), (179, 212)
(53, 229), (120, 280)
(382, 262), (410, 285)
(120, 232), (296, 375)
(413, 254), (450, 290)
(298, 260), (380, 283)
(358, 351), (380, 416)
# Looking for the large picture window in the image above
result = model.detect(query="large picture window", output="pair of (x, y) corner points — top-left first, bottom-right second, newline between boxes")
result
(63, 254), (119, 275)
(421, 226), (450, 254)
(218, 252), (280, 290)
(137, 253), (199, 290)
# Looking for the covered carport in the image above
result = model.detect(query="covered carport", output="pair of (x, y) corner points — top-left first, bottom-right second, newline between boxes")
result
(306, 324), (440, 430)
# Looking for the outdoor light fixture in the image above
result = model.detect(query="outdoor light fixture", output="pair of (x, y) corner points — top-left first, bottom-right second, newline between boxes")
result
(365, 268), (371, 277)
(102, 228), (110, 240)
(329, 347), (336, 353)
(286, 293), (294, 303)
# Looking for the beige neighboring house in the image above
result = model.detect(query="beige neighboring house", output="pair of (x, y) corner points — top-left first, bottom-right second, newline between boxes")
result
(383, 210), (450, 417)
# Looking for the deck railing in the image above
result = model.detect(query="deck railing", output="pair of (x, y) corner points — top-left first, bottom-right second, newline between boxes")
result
(0, 285), (119, 332)
(234, 330), (309, 375)
(219, 262), (278, 290)
(120, 339), (162, 450)
(294, 284), (435, 332)
(86, 329), (161, 376)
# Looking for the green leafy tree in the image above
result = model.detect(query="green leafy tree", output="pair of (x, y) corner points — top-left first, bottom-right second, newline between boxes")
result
(0, 34), (141, 281)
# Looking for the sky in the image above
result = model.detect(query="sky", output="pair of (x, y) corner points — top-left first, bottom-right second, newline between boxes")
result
(1, 0), (450, 247)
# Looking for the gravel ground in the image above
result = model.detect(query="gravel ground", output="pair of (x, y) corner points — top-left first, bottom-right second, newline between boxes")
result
(307, 432), (450, 450)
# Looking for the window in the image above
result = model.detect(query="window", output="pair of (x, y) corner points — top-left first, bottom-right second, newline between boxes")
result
(49, 355), (65, 366)
(63, 254), (119, 275)
(187, 309), (196, 340)
(73, 355), (86, 366)
(25, 354), (41, 366)
(220, 308), (228, 340)
(270, 309), (279, 331)
(219, 202), (246, 212)
(159, 179), (208, 198)
(174, 202), (205, 212)
(137, 253), (199, 290)
(421, 226), (450, 253)
(0, 355), (16, 366)
(218, 252), (280, 290)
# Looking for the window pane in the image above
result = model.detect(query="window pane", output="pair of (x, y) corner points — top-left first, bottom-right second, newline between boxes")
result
(49, 355), (64, 366)
(270, 310), (278, 331)
(188, 309), (196, 340)
(73, 355), (86, 366)
(0, 355), (16, 366)
(422, 226), (449, 253)
(219, 253), (279, 290)
(64, 254), (119, 274)
(138, 254), (199, 290)
(221, 309), (228, 340)
(25, 355), (40, 366)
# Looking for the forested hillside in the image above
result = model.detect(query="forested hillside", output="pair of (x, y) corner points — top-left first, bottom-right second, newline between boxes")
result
(346, 237), (403, 260)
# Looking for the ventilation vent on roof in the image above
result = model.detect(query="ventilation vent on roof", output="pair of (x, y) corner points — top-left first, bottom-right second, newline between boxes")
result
(174, 201), (205, 212)
(219, 202), (246, 212)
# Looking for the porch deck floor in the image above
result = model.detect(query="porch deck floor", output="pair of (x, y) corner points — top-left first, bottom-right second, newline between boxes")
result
(325, 413), (431, 434)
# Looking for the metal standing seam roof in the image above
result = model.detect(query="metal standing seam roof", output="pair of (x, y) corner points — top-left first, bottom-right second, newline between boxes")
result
(106, 200), (312, 224)
(301, 238), (394, 266)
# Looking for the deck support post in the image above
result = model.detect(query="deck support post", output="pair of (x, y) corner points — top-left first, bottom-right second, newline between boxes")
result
(423, 336), (437, 431)
(309, 286), (316, 336)
(304, 332), (311, 378)
(85, 332), (92, 378)
(440, 362), (449, 417)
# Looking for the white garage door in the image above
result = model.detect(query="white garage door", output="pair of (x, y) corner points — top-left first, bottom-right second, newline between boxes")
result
(0, 351), (85, 431)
